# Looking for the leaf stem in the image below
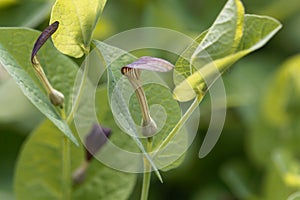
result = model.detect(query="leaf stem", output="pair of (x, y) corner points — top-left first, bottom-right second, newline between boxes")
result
(141, 138), (153, 200)
(153, 94), (204, 157)
(66, 52), (90, 123)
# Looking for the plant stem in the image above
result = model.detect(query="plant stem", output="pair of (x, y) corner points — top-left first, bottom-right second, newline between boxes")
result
(66, 52), (89, 123)
(153, 94), (204, 157)
(60, 108), (71, 200)
(62, 135), (71, 200)
(141, 138), (153, 200)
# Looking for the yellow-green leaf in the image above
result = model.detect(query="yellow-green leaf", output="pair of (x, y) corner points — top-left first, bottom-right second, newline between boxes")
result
(190, 0), (244, 61)
(50, 0), (107, 58)
(174, 0), (244, 87)
(173, 15), (282, 102)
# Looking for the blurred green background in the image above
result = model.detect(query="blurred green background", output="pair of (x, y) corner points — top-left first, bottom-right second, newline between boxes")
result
(1, 0), (300, 199)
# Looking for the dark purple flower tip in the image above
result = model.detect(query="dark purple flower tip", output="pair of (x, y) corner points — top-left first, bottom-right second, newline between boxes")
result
(121, 56), (174, 75)
(85, 123), (112, 161)
(31, 21), (59, 62)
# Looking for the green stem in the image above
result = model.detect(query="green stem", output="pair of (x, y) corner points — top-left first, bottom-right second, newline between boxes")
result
(60, 108), (71, 200)
(153, 94), (204, 157)
(62, 135), (71, 200)
(66, 52), (89, 123)
(141, 138), (153, 200)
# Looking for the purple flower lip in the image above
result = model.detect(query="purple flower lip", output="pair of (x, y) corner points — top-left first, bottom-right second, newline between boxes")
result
(31, 21), (59, 62)
(121, 56), (174, 74)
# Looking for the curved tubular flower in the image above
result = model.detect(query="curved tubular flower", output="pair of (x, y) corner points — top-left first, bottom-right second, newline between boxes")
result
(121, 56), (174, 137)
(31, 21), (64, 107)
(72, 123), (111, 184)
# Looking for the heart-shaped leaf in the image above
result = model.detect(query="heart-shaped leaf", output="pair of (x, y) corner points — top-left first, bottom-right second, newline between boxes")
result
(50, 0), (107, 58)
(0, 28), (78, 144)
(14, 120), (136, 200)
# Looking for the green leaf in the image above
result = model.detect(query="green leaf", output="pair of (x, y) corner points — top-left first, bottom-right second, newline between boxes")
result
(95, 86), (139, 152)
(192, 0), (244, 60)
(14, 120), (136, 200)
(50, 0), (107, 58)
(173, 30), (208, 85)
(94, 40), (187, 173)
(129, 82), (187, 171)
(0, 28), (78, 144)
(173, 14), (282, 102)
(174, 0), (244, 86)
(97, 84), (186, 172)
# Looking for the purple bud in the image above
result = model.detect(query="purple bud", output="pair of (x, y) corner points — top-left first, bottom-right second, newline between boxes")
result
(31, 21), (59, 62)
(85, 123), (111, 161)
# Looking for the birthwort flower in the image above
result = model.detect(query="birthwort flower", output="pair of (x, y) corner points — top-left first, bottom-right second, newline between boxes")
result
(121, 56), (174, 137)
(72, 123), (111, 184)
(31, 21), (64, 107)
